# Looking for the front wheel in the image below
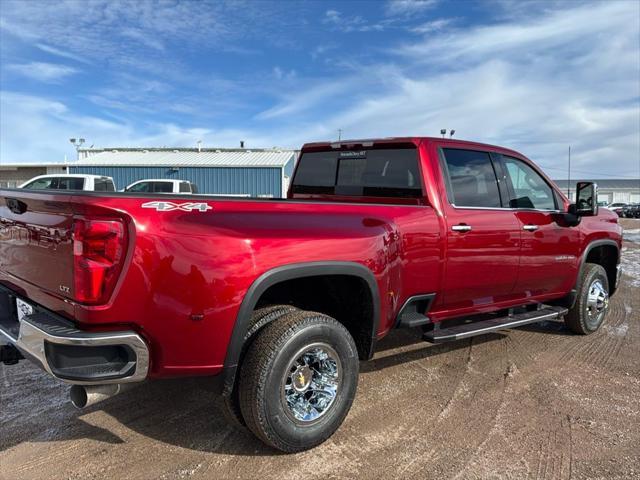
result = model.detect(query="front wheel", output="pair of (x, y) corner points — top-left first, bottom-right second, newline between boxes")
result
(238, 310), (359, 452)
(565, 263), (610, 334)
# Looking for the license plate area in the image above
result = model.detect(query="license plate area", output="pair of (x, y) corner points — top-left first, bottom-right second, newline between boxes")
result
(16, 298), (34, 323)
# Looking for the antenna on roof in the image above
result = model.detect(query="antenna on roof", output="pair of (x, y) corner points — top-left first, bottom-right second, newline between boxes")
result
(197, 140), (202, 152)
(240, 140), (245, 148)
(449, 129), (455, 138)
(440, 129), (446, 138)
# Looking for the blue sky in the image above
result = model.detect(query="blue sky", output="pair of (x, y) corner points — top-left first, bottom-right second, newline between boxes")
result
(1, 0), (639, 179)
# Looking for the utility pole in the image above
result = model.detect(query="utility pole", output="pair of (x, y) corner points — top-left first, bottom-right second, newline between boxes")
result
(567, 146), (571, 198)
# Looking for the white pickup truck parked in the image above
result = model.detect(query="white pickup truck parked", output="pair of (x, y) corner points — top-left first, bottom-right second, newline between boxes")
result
(19, 174), (116, 191)
(123, 179), (198, 194)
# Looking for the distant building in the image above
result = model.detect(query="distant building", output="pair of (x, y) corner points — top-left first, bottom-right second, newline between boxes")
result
(71, 147), (297, 197)
(0, 163), (69, 188)
(553, 179), (640, 204)
(0, 147), (299, 197)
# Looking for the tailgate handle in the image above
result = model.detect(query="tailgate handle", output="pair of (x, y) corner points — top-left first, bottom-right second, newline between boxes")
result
(6, 198), (27, 215)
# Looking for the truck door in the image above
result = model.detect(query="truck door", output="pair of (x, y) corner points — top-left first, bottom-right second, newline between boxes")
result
(438, 148), (521, 313)
(496, 154), (581, 296)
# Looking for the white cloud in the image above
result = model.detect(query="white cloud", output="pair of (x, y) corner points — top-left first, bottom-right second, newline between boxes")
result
(0, 91), (287, 163)
(322, 9), (385, 32)
(386, 0), (438, 17)
(0, 1), (638, 180)
(6, 62), (79, 83)
(410, 18), (453, 34)
(35, 43), (90, 64)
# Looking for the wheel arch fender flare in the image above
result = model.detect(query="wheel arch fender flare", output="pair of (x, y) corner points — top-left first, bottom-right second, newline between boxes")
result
(221, 261), (380, 396)
(576, 239), (620, 296)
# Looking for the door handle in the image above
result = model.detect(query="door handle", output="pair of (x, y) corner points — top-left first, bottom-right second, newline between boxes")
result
(451, 224), (472, 232)
(523, 224), (539, 231)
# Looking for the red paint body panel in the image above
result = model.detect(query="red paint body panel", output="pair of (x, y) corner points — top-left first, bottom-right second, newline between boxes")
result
(0, 137), (623, 379)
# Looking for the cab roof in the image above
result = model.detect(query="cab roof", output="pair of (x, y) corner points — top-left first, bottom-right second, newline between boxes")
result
(301, 137), (525, 158)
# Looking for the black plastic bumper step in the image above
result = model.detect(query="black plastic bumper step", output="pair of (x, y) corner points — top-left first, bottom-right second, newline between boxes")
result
(423, 305), (568, 343)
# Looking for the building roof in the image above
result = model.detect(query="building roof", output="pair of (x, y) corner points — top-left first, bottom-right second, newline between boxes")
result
(553, 179), (640, 190)
(0, 162), (69, 169)
(75, 148), (297, 168)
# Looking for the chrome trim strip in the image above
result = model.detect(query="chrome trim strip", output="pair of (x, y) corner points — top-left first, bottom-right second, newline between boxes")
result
(450, 204), (561, 213)
(0, 316), (149, 385)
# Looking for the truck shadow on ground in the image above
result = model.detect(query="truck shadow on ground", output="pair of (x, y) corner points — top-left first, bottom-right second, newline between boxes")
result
(69, 329), (522, 454)
(2, 319), (575, 456)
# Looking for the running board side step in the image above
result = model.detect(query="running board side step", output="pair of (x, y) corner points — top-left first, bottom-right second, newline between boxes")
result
(423, 305), (568, 343)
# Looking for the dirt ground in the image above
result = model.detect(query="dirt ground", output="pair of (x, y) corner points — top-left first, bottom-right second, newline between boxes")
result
(1, 219), (639, 480)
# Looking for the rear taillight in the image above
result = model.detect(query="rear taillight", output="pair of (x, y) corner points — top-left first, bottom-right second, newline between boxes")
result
(72, 218), (126, 304)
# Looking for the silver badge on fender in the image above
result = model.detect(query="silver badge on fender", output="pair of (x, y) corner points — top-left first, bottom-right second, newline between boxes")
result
(141, 201), (212, 212)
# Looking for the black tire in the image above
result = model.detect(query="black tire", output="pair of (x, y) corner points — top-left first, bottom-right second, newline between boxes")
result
(221, 305), (297, 428)
(565, 263), (610, 335)
(238, 310), (359, 452)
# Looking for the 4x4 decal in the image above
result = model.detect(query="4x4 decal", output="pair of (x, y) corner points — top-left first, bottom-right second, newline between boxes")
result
(141, 201), (212, 212)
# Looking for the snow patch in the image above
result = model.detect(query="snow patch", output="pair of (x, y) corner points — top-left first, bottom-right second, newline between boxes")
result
(623, 228), (640, 244)
(620, 247), (640, 287)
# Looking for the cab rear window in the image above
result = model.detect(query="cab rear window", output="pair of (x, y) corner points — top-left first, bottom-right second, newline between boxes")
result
(292, 148), (422, 198)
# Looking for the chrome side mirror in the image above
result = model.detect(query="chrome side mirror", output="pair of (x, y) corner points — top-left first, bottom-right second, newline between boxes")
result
(575, 181), (598, 217)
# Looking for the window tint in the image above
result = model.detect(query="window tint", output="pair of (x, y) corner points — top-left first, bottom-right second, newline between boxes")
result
(442, 149), (501, 208)
(153, 182), (173, 193)
(55, 177), (84, 190)
(502, 156), (556, 210)
(23, 178), (57, 189)
(94, 179), (115, 192)
(179, 182), (191, 193)
(292, 154), (338, 192)
(292, 148), (421, 197)
(127, 182), (150, 192)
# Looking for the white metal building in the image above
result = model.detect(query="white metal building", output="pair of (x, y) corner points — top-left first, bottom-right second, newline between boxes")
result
(0, 163), (69, 188)
(554, 179), (640, 204)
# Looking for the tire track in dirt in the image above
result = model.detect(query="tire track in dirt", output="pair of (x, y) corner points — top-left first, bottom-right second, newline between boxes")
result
(404, 337), (512, 479)
(557, 295), (630, 371)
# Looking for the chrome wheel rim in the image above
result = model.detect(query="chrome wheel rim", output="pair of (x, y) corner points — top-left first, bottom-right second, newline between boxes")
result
(585, 279), (608, 328)
(281, 343), (341, 424)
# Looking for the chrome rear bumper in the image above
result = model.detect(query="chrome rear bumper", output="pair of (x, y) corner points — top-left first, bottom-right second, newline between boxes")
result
(0, 289), (149, 385)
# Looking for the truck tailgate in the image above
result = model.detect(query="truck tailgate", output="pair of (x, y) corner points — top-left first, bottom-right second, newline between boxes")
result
(0, 191), (75, 298)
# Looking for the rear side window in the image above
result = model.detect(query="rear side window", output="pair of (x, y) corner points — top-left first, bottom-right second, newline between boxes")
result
(57, 177), (84, 190)
(127, 182), (150, 192)
(23, 178), (58, 189)
(501, 156), (556, 210)
(292, 148), (422, 198)
(441, 149), (502, 208)
(179, 182), (191, 193)
(153, 182), (173, 193)
(94, 179), (115, 192)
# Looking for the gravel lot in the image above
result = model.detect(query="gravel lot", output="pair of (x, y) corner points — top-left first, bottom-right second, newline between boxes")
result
(1, 219), (639, 480)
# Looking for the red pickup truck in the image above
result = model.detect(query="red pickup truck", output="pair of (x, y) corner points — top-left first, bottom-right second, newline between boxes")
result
(0, 137), (622, 452)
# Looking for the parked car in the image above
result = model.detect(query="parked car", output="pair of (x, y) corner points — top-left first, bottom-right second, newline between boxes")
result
(622, 203), (640, 218)
(123, 179), (198, 194)
(0, 137), (623, 452)
(605, 202), (627, 217)
(19, 174), (116, 191)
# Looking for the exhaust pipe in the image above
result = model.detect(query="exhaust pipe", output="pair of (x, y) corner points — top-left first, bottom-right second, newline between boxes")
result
(70, 384), (129, 409)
